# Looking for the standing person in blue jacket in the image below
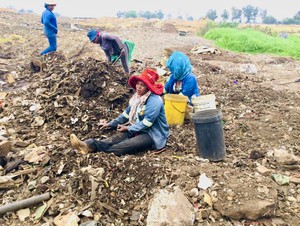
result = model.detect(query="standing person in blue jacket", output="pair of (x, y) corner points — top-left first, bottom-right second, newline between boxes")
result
(70, 68), (169, 156)
(87, 29), (135, 74)
(164, 50), (200, 103)
(40, 1), (58, 55)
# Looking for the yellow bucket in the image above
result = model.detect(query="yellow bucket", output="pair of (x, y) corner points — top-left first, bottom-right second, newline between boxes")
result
(164, 94), (188, 125)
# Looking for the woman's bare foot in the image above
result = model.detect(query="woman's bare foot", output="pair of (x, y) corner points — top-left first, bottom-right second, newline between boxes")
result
(70, 134), (92, 154)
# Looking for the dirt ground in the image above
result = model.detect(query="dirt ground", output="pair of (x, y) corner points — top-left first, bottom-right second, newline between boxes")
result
(0, 10), (300, 226)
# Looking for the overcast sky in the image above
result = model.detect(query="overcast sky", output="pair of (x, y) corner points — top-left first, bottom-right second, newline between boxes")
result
(0, 0), (299, 20)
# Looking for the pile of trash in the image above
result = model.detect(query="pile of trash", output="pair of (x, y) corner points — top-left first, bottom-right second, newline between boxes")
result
(0, 40), (299, 226)
(2, 53), (133, 141)
(0, 53), (176, 225)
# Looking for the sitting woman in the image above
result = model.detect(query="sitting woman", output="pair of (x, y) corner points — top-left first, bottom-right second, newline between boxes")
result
(70, 68), (169, 156)
(163, 50), (200, 103)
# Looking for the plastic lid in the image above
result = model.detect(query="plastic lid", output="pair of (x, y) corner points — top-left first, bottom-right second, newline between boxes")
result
(192, 109), (222, 123)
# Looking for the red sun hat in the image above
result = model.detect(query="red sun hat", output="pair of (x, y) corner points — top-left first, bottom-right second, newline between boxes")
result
(128, 68), (163, 95)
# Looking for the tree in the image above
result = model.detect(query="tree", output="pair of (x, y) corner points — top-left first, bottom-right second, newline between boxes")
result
(156, 10), (164, 19)
(231, 7), (242, 23)
(116, 11), (125, 18)
(262, 15), (277, 24)
(206, 9), (218, 21)
(294, 11), (300, 20)
(18, 9), (26, 14)
(280, 11), (300, 25)
(138, 11), (152, 19)
(187, 16), (194, 21)
(260, 9), (267, 21)
(125, 10), (137, 18)
(242, 5), (259, 23)
(282, 17), (300, 25)
(221, 9), (229, 22)
(18, 9), (34, 14)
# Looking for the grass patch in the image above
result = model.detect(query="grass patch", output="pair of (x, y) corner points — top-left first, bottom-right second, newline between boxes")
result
(0, 34), (25, 43)
(204, 27), (300, 60)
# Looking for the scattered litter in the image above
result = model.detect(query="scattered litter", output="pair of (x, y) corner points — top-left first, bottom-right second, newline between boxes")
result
(198, 173), (213, 190)
(272, 174), (289, 186)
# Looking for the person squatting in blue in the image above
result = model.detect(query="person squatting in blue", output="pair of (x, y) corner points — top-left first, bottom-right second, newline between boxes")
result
(163, 49), (200, 103)
(70, 68), (170, 156)
(40, 1), (58, 55)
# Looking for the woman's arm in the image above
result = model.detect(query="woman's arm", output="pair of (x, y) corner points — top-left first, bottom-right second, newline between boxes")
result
(103, 49), (111, 62)
(163, 74), (174, 94)
(108, 106), (130, 128)
(181, 74), (200, 99)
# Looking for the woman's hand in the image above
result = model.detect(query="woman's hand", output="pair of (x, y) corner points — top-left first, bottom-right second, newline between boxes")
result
(99, 119), (110, 129)
(117, 124), (128, 132)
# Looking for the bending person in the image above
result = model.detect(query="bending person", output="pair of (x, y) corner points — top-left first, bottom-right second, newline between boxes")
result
(87, 29), (135, 74)
(70, 68), (169, 156)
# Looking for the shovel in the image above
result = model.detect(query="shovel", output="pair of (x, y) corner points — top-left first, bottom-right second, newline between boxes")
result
(111, 53), (123, 66)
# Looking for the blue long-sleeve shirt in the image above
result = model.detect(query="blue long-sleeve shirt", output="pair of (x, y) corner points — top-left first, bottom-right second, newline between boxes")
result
(164, 51), (200, 102)
(41, 5), (57, 37)
(164, 72), (200, 102)
(108, 94), (170, 150)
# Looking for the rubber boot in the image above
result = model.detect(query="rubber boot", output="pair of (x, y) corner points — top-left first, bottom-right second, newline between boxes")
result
(70, 134), (93, 154)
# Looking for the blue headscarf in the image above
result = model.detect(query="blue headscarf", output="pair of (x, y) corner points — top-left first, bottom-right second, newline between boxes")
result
(166, 51), (192, 81)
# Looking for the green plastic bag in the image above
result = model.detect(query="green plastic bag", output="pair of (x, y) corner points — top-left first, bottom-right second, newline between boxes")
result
(110, 40), (135, 64)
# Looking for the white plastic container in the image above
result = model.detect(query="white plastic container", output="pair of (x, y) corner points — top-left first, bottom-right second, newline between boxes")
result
(192, 94), (216, 112)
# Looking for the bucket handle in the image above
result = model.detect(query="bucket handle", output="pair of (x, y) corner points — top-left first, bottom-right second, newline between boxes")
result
(170, 102), (186, 113)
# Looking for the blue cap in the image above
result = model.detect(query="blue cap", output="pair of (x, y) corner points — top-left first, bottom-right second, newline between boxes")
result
(87, 30), (97, 42)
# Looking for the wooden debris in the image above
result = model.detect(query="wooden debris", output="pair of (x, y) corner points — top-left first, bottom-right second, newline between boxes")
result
(0, 141), (11, 157)
(98, 201), (124, 216)
(6, 74), (15, 84)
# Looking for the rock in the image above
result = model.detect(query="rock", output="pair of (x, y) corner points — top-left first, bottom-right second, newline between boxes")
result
(287, 196), (297, 202)
(17, 208), (30, 221)
(147, 187), (195, 226)
(15, 140), (29, 147)
(240, 64), (257, 74)
(289, 176), (300, 185)
(189, 188), (199, 197)
(256, 165), (272, 176)
(54, 212), (80, 226)
(159, 179), (168, 187)
(250, 150), (265, 159)
(273, 148), (300, 165)
(130, 210), (141, 221)
(81, 210), (93, 218)
(215, 200), (275, 220)
(40, 176), (50, 184)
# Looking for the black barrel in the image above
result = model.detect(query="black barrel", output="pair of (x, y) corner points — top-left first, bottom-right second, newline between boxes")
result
(192, 109), (226, 161)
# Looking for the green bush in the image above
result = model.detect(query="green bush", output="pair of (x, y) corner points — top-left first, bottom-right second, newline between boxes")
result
(204, 27), (300, 60)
